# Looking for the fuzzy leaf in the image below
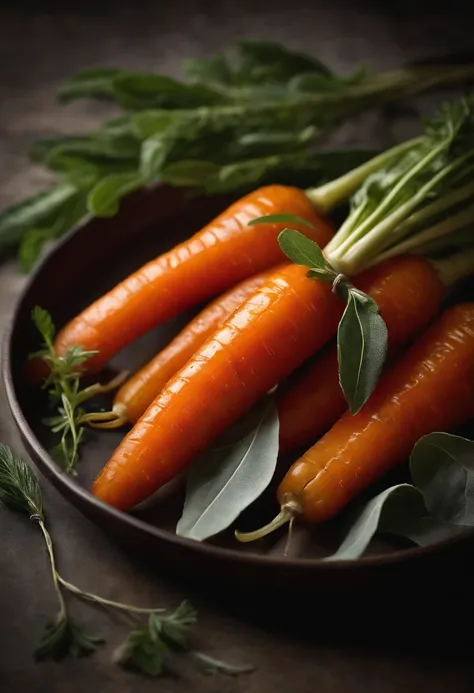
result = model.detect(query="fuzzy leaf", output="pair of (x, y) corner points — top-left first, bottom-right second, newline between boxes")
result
(277, 228), (326, 269)
(177, 397), (279, 541)
(337, 290), (388, 414)
(409, 432), (474, 526)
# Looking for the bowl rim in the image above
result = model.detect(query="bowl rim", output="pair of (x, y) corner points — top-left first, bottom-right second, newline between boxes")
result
(4, 187), (474, 573)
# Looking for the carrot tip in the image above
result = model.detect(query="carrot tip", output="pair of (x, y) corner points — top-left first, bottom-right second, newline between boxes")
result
(234, 497), (302, 544)
(82, 403), (129, 430)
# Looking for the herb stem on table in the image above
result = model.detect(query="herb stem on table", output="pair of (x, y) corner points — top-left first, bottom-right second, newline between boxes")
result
(0, 443), (253, 677)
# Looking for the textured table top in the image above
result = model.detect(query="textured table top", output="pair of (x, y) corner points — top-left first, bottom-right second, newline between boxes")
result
(2, 1), (474, 691)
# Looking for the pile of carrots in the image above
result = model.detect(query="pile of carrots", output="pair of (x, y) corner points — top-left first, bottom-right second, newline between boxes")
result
(32, 174), (474, 540)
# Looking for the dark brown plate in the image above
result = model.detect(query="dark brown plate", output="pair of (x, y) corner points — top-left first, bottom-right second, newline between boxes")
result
(4, 184), (474, 597)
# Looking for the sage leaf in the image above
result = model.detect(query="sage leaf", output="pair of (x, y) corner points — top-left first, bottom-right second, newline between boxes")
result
(325, 484), (427, 561)
(337, 291), (388, 414)
(410, 432), (474, 526)
(87, 172), (144, 217)
(177, 397), (279, 541)
(277, 228), (326, 270)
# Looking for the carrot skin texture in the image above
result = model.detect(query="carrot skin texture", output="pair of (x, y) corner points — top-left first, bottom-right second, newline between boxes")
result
(92, 264), (344, 510)
(116, 268), (279, 424)
(53, 186), (333, 374)
(278, 303), (474, 524)
(278, 254), (444, 453)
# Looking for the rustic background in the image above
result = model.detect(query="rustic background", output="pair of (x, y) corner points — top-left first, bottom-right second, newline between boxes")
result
(1, 1), (474, 691)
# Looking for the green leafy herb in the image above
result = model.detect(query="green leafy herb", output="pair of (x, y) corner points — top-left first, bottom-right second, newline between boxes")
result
(58, 67), (122, 103)
(325, 484), (427, 561)
(0, 443), (43, 518)
(409, 432), (474, 525)
(30, 307), (125, 472)
(114, 601), (197, 676)
(337, 290), (388, 414)
(87, 172), (145, 217)
(322, 93), (474, 275)
(4, 40), (474, 269)
(192, 651), (255, 676)
(275, 227), (388, 412)
(177, 396), (280, 541)
(35, 614), (104, 661)
(326, 431), (474, 560)
(1, 444), (251, 676)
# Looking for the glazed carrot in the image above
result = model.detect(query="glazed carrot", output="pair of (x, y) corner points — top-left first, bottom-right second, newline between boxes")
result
(51, 186), (333, 375)
(89, 267), (280, 427)
(237, 303), (474, 539)
(91, 264), (344, 510)
(277, 254), (444, 453)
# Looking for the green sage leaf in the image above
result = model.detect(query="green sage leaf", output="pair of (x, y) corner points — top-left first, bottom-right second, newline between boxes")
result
(325, 484), (427, 561)
(176, 397), (279, 541)
(87, 172), (144, 217)
(409, 432), (474, 526)
(337, 290), (388, 414)
(277, 228), (326, 270)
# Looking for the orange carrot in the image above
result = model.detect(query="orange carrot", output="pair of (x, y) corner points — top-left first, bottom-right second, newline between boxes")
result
(278, 254), (444, 453)
(89, 267), (280, 427)
(91, 264), (344, 510)
(51, 186), (333, 375)
(238, 303), (474, 539)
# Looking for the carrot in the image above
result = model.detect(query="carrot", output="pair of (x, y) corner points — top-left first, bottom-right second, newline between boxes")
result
(50, 186), (333, 375)
(87, 267), (280, 427)
(91, 263), (344, 510)
(277, 254), (444, 453)
(236, 303), (474, 540)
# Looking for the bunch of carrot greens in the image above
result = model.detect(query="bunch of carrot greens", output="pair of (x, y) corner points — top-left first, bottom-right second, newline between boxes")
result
(3, 39), (474, 270)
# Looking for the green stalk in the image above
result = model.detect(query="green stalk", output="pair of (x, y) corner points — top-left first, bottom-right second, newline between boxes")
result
(325, 139), (448, 259)
(326, 154), (474, 275)
(431, 246), (474, 288)
(369, 204), (474, 266)
(305, 137), (422, 213)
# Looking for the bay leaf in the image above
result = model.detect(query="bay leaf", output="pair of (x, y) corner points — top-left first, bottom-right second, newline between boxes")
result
(176, 397), (279, 542)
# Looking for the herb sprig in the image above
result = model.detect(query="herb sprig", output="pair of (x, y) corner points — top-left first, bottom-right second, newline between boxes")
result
(3, 39), (474, 270)
(269, 93), (474, 414)
(30, 307), (126, 473)
(0, 443), (253, 677)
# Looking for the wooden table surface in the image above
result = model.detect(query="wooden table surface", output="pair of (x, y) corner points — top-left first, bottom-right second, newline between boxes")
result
(2, 1), (474, 691)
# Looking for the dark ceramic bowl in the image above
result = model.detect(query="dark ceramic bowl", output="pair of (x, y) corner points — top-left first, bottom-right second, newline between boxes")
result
(4, 184), (474, 597)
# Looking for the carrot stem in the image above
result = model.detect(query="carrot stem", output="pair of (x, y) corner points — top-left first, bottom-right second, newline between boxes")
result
(305, 137), (422, 213)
